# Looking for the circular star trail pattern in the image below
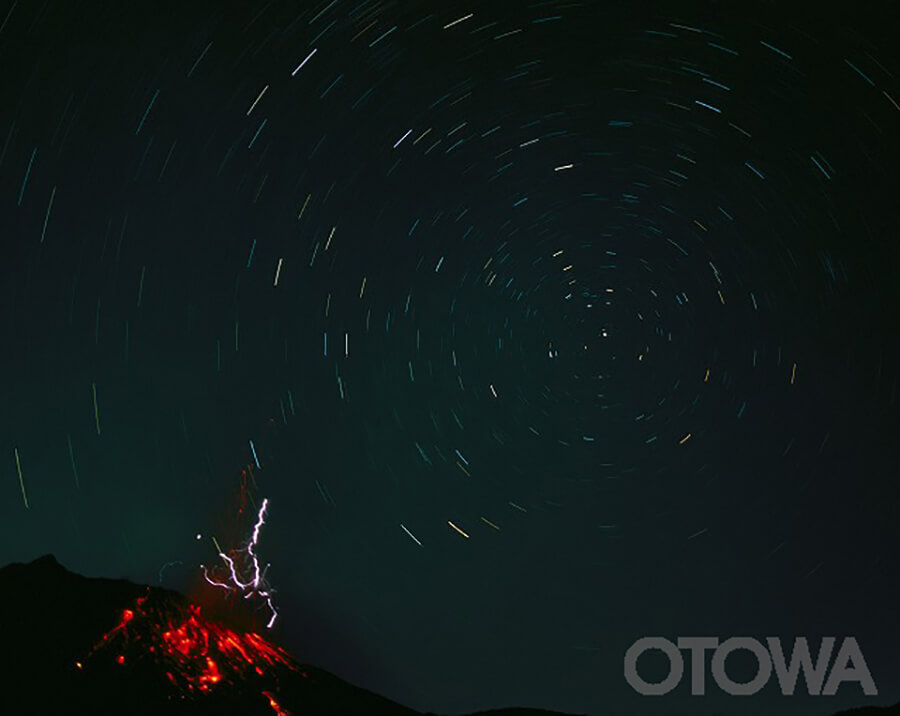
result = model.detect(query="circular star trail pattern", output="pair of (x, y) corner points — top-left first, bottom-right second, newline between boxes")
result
(2, 2), (900, 714)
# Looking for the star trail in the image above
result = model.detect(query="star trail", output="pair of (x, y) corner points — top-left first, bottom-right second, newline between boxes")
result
(1, 1), (899, 714)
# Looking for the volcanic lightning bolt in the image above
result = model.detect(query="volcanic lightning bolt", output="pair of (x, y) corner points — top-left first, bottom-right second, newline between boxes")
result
(203, 497), (279, 629)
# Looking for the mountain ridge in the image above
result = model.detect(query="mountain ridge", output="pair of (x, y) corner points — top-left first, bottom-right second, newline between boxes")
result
(0, 555), (895, 716)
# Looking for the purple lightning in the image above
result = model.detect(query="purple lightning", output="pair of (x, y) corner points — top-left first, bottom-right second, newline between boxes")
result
(202, 498), (279, 629)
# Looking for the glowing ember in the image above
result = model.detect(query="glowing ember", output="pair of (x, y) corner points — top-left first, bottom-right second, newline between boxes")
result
(79, 462), (295, 714)
(263, 690), (290, 716)
(81, 592), (297, 713)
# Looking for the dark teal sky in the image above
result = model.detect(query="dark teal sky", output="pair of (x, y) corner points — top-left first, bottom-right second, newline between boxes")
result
(1, 1), (898, 714)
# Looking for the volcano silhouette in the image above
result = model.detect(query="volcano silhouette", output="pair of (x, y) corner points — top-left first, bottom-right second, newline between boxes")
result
(0, 556), (896, 716)
(0, 555), (580, 715)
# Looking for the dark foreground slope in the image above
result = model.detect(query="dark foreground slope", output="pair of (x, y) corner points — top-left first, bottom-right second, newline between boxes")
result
(0, 556), (896, 716)
(0, 555), (579, 716)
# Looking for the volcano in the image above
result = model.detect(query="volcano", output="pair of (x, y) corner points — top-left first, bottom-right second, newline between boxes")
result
(0, 556), (896, 716)
(0, 555), (579, 715)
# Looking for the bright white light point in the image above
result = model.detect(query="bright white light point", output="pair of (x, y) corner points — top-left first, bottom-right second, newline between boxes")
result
(196, 533), (202, 540)
(443, 13), (473, 29)
(489, 384), (498, 398)
(555, 164), (574, 171)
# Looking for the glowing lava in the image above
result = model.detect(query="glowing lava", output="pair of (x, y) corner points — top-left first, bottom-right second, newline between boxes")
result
(79, 461), (296, 712)
(82, 591), (300, 714)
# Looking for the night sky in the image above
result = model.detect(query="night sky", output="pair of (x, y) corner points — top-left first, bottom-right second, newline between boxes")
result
(1, 1), (899, 714)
